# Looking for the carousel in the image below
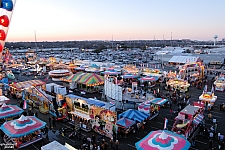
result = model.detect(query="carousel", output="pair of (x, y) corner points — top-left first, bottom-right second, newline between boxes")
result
(0, 115), (46, 149)
(166, 78), (190, 92)
(214, 74), (225, 92)
(49, 69), (72, 81)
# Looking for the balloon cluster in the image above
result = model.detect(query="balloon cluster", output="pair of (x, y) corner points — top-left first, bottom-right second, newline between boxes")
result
(0, 0), (16, 53)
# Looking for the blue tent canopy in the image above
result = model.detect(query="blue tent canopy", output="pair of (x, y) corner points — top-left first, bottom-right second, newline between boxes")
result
(66, 94), (105, 107)
(118, 109), (150, 123)
(116, 117), (135, 128)
(90, 64), (99, 68)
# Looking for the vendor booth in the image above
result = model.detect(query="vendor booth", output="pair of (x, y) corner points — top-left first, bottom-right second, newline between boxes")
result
(172, 105), (204, 139)
(166, 78), (190, 92)
(138, 98), (167, 120)
(66, 94), (117, 138)
(25, 84), (53, 114)
(123, 65), (139, 74)
(214, 75), (225, 92)
(118, 109), (149, 131)
(0, 96), (10, 105)
(76, 73), (104, 93)
(10, 80), (46, 99)
(142, 68), (163, 78)
(0, 115), (46, 149)
(135, 130), (191, 150)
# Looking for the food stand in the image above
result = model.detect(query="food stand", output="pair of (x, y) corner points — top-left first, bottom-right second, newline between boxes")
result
(172, 105), (204, 139)
(166, 78), (190, 92)
(10, 80), (46, 99)
(199, 92), (217, 106)
(0, 115), (46, 149)
(214, 75), (225, 92)
(66, 94), (117, 138)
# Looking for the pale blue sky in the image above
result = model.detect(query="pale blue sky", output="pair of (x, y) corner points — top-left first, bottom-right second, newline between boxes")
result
(5, 0), (225, 42)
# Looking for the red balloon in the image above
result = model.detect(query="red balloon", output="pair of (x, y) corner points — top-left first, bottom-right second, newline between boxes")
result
(0, 15), (9, 27)
(0, 30), (6, 41)
(0, 43), (3, 52)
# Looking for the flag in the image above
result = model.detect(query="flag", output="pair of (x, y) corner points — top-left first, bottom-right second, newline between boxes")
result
(23, 100), (27, 110)
(164, 118), (168, 130)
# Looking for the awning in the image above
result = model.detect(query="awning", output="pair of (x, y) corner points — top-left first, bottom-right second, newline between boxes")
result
(69, 111), (91, 120)
(193, 114), (204, 125)
(149, 98), (168, 106)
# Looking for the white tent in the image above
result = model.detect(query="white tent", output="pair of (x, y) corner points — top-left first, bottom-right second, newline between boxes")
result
(41, 141), (77, 150)
(168, 56), (199, 64)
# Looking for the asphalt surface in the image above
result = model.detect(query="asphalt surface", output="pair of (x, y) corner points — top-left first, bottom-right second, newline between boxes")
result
(1, 70), (225, 150)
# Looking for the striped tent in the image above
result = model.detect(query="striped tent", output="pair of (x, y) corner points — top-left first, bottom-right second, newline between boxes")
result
(118, 109), (150, 123)
(61, 72), (83, 82)
(11, 80), (46, 90)
(193, 114), (204, 125)
(77, 73), (104, 86)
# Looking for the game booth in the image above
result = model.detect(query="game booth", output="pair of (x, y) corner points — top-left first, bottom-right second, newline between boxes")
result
(135, 130), (191, 150)
(0, 115), (46, 149)
(116, 117), (136, 135)
(199, 85), (217, 107)
(172, 105), (204, 139)
(118, 109), (150, 131)
(66, 94), (117, 138)
(138, 98), (168, 120)
(0, 103), (23, 122)
(166, 78), (190, 92)
(214, 75), (225, 92)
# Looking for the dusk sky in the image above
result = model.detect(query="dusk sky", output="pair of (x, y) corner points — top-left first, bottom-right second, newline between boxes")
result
(6, 0), (225, 42)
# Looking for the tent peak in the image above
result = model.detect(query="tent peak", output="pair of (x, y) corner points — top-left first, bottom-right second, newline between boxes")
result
(159, 131), (168, 140)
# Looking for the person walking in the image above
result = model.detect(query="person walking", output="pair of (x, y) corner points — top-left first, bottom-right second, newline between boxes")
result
(115, 140), (119, 150)
(192, 136), (196, 146)
(49, 116), (52, 128)
(110, 138), (113, 148)
(91, 134), (96, 144)
(52, 116), (56, 127)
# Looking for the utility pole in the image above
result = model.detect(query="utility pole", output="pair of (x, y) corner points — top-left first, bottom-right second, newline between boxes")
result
(171, 32), (173, 47)
(34, 30), (38, 52)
